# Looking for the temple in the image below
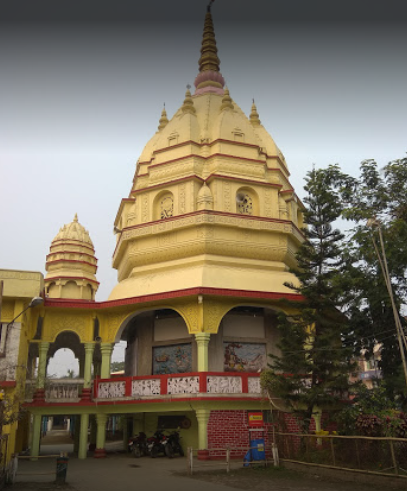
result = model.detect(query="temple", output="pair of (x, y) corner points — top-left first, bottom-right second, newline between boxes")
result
(0, 4), (305, 462)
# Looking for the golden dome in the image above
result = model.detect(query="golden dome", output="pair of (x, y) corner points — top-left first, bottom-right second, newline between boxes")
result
(45, 214), (98, 300)
(52, 214), (94, 247)
(138, 91), (281, 163)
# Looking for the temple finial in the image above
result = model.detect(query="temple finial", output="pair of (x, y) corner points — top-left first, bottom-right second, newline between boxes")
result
(220, 87), (234, 111)
(158, 105), (169, 130)
(198, 5), (220, 73)
(73, 213), (78, 223)
(250, 100), (261, 126)
(182, 86), (196, 114)
(194, 3), (225, 95)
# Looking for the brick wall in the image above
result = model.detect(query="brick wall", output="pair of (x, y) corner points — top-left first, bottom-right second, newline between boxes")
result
(206, 410), (335, 460)
(207, 410), (273, 459)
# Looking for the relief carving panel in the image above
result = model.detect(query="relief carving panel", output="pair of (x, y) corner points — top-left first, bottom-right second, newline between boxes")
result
(206, 375), (242, 394)
(167, 376), (199, 394)
(132, 379), (161, 397)
(98, 381), (126, 399)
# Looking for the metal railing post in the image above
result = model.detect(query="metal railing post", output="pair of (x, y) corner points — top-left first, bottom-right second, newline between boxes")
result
(226, 446), (230, 473)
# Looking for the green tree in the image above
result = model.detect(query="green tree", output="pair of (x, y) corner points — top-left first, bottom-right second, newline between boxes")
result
(334, 158), (407, 405)
(110, 361), (125, 373)
(262, 168), (356, 432)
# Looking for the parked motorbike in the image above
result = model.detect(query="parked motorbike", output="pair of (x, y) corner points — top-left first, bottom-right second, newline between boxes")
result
(128, 431), (148, 458)
(147, 430), (173, 458)
(166, 429), (184, 457)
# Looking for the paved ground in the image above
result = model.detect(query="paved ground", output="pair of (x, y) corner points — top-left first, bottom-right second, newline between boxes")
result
(13, 431), (235, 491)
(10, 431), (407, 491)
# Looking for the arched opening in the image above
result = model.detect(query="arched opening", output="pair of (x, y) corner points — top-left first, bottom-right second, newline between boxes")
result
(153, 191), (174, 220)
(47, 348), (79, 379)
(208, 306), (280, 372)
(62, 280), (79, 299)
(236, 187), (259, 216)
(47, 281), (58, 298)
(114, 308), (192, 377)
(47, 331), (84, 379)
(83, 283), (93, 300)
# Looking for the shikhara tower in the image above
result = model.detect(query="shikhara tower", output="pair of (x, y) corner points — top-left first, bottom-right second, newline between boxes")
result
(4, 4), (305, 462)
(110, 5), (303, 303)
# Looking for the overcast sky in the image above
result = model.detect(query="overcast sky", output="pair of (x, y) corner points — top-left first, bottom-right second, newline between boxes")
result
(1, 0), (406, 374)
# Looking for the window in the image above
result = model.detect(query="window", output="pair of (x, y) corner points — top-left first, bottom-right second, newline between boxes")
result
(237, 194), (253, 215)
(0, 324), (7, 355)
(160, 195), (174, 219)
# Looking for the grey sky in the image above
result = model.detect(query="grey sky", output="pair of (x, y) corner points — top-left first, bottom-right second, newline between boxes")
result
(1, 1), (406, 375)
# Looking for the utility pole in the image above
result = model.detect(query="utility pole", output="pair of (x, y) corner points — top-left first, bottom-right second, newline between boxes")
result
(367, 218), (407, 389)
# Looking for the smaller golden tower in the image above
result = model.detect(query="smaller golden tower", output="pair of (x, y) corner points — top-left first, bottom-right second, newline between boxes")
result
(45, 214), (98, 300)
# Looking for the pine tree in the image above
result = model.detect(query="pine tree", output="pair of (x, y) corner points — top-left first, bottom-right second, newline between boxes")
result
(262, 167), (356, 432)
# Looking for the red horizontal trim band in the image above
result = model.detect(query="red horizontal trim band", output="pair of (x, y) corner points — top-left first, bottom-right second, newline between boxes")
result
(206, 174), (282, 188)
(93, 396), (264, 405)
(46, 259), (98, 269)
(24, 400), (97, 408)
(45, 275), (100, 285)
(50, 240), (95, 253)
(44, 286), (303, 309)
(148, 152), (266, 172)
(131, 175), (204, 195)
(153, 138), (261, 156)
(113, 197), (137, 226)
(46, 250), (97, 261)
(137, 138), (290, 176)
(0, 381), (16, 387)
(112, 209), (303, 257)
(116, 209), (302, 235)
(138, 138), (261, 166)
(97, 371), (260, 383)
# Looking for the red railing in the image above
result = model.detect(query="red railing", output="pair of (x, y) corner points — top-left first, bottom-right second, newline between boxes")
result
(94, 372), (262, 400)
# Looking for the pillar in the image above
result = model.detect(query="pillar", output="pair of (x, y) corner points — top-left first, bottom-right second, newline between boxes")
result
(100, 343), (114, 379)
(82, 343), (95, 401)
(89, 415), (97, 451)
(94, 413), (108, 458)
(34, 342), (49, 401)
(132, 414), (144, 434)
(195, 408), (210, 460)
(78, 413), (89, 459)
(73, 416), (80, 453)
(195, 333), (210, 372)
(122, 416), (129, 452)
(30, 414), (42, 460)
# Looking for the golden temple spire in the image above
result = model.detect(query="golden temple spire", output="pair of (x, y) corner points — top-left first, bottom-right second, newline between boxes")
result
(182, 86), (196, 114)
(73, 213), (78, 222)
(158, 104), (169, 130)
(194, 2), (225, 95)
(250, 99), (261, 126)
(198, 2), (220, 73)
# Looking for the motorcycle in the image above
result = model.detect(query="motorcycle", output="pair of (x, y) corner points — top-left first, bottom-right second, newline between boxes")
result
(147, 430), (173, 458)
(167, 429), (184, 457)
(128, 431), (148, 458)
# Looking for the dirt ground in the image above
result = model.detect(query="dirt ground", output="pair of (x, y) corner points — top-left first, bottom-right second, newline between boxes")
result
(184, 464), (407, 491)
(9, 465), (407, 491)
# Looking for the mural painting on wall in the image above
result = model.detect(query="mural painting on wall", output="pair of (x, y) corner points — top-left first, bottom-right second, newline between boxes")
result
(153, 344), (192, 374)
(223, 342), (266, 372)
